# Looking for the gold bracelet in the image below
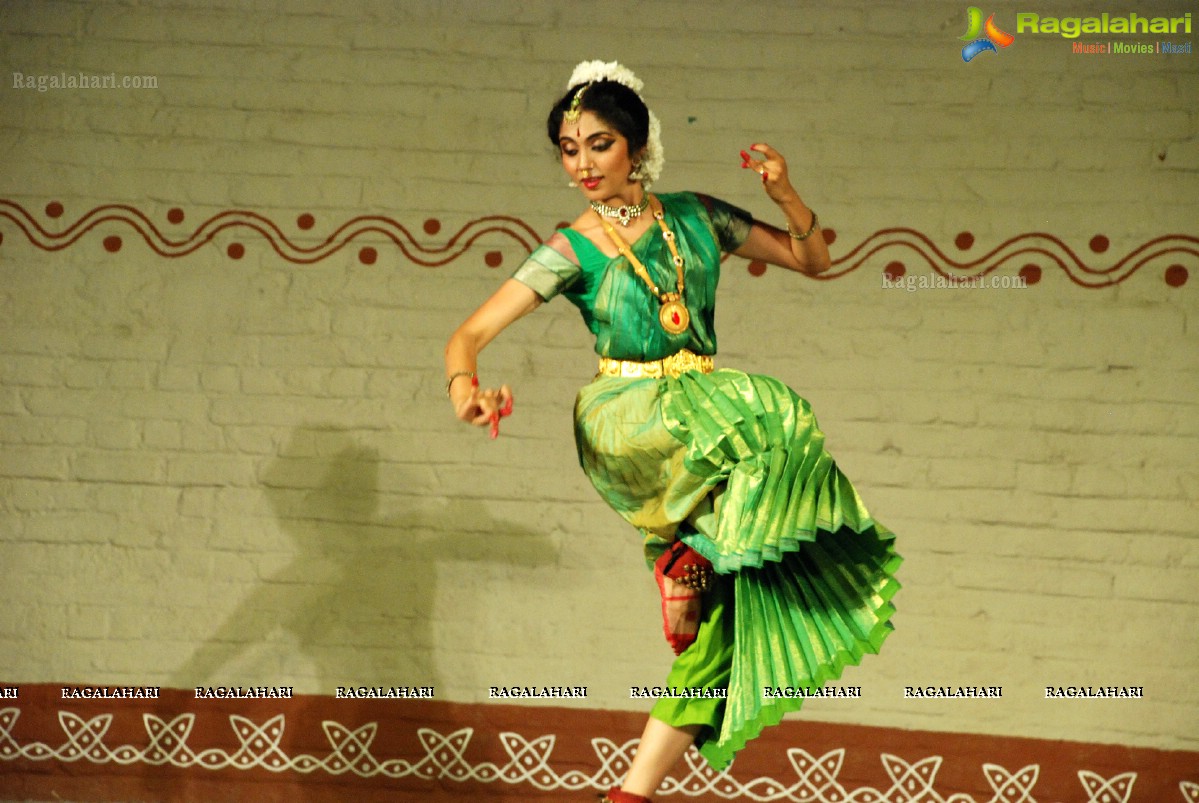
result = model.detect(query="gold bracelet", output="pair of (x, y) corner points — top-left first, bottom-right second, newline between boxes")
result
(786, 210), (819, 241)
(445, 370), (475, 397)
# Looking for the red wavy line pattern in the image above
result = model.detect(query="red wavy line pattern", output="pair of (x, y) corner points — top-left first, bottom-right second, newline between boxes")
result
(0, 200), (1193, 287)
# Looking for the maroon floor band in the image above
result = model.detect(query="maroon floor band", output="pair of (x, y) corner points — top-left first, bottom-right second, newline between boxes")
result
(0, 684), (1195, 801)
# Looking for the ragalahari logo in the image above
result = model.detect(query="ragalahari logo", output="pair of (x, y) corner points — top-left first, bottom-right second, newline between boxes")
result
(960, 7), (1015, 61)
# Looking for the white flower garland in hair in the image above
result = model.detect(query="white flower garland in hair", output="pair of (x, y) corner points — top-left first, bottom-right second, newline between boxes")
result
(567, 59), (664, 187)
(568, 60), (644, 93)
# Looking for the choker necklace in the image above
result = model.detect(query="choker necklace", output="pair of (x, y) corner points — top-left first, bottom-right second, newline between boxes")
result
(594, 195), (690, 335)
(590, 196), (649, 227)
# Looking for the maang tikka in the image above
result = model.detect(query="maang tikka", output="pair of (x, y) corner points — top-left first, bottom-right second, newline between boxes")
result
(563, 83), (588, 123)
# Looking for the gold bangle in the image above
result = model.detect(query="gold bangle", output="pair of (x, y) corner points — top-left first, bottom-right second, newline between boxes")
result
(445, 370), (475, 397)
(786, 210), (819, 241)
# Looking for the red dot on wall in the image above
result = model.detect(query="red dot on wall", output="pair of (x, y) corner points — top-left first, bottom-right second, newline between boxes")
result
(955, 232), (974, 250)
(821, 227), (836, 246)
(1164, 264), (1188, 287)
(1018, 264), (1042, 285)
(747, 260), (767, 277)
(423, 218), (441, 235)
(358, 247), (377, 265)
(102, 235), (122, 253)
(297, 213), (315, 230)
(167, 207), (185, 224)
(45, 201), (64, 218)
(485, 251), (503, 268)
(1089, 235), (1109, 253)
(227, 243), (245, 259)
(884, 261), (905, 280)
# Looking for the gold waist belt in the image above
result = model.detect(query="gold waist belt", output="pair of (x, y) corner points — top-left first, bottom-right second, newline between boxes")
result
(597, 349), (714, 379)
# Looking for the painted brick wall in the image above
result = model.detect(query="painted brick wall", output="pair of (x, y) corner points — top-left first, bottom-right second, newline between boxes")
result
(1, 0), (1196, 762)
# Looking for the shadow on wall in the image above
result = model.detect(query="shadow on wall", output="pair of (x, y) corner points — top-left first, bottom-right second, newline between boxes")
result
(172, 425), (558, 693)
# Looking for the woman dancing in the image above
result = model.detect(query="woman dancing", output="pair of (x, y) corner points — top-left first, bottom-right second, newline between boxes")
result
(444, 60), (900, 803)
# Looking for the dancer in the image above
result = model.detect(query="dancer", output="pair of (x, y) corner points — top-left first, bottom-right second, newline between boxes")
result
(444, 60), (900, 803)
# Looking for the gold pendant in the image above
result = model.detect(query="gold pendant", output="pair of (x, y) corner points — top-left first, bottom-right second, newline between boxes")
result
(659, 298), (690, 335)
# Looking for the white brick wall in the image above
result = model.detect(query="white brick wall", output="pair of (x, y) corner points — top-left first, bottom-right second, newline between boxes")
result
(1, 0), (1196, 753)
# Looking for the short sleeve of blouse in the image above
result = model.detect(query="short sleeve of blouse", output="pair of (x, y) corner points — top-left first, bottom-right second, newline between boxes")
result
(697, 194), (754, 252)
(510, 242), (581, 302)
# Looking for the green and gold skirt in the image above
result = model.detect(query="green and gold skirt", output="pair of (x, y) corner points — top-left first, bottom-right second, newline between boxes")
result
(574, 367), (901, 770)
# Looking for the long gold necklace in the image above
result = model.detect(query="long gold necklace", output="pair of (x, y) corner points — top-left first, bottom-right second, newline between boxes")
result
(595, 195), (690, 335)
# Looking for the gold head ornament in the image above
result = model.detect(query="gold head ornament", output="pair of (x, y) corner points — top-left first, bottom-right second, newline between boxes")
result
(564, 83), (588, 122)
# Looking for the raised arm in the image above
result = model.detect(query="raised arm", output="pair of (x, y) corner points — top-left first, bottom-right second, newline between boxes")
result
(444, 278), (542, 436)
(733, 143), (831, 277)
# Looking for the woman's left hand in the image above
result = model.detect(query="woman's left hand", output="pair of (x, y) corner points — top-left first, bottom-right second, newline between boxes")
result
(733, 142), (831, 276)
(740, 143), (799, 204)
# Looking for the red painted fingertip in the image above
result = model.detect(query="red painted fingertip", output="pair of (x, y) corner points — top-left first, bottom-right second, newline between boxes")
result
(471, 375), (479, 388)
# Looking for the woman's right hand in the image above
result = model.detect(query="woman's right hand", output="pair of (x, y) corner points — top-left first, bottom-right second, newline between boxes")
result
(451, 376), (514, 438)
(445, 278), (539, 438)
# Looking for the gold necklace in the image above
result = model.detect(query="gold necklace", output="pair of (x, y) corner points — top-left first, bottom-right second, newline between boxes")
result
(595, 195), (689, 335)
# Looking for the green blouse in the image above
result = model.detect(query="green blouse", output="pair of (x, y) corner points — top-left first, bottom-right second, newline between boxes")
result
(512, 192), (753, 362)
